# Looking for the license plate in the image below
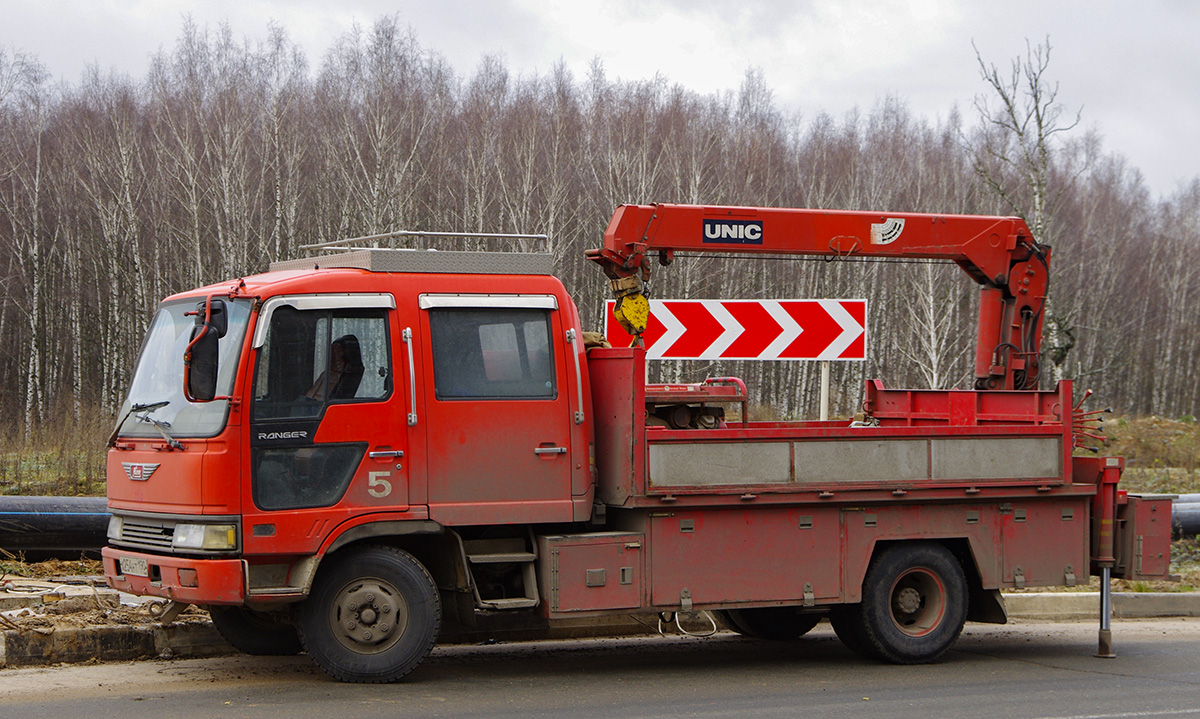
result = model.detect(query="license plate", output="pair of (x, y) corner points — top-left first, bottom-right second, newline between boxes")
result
(119, 556), (149, 577)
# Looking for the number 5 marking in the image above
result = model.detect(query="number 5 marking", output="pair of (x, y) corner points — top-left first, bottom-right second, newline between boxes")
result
(368, 471), (393, 498)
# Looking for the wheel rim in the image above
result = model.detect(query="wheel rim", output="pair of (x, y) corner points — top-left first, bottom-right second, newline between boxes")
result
(328, 577), (410, 654)
(888, 567), (946, 637)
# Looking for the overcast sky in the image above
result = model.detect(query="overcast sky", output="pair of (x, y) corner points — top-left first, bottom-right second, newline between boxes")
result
(3, 0), (1195, 198)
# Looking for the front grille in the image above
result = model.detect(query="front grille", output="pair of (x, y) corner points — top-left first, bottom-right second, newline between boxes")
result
(117, 518), (176, 550)
(110, 512), (241, 556)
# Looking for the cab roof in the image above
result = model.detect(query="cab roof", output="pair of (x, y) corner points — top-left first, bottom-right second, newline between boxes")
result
(164, 250), (560, 303)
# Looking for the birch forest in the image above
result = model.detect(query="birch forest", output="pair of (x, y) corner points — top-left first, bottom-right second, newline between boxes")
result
(1, 18), (1198, 444)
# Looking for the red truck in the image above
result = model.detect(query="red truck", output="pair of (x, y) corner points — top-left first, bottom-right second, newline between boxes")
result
(103, 203), (1172, 683)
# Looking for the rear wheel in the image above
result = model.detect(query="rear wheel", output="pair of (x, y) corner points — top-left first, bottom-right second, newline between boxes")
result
(297, 545), (441, 683)
(721, 607), (822, 640)
(856, 543), (968, 663)
(209, 605), (303, 656)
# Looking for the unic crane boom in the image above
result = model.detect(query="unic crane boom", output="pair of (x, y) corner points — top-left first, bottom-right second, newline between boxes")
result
(586, 203), (1050, 391)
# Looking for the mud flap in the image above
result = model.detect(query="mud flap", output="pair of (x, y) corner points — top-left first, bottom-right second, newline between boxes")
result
(967, 588), (1007, 624)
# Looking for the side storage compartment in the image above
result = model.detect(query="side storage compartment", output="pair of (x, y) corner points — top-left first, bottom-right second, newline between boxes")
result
(537, 532), (644, 616)
(1113, 494), (1174, 580)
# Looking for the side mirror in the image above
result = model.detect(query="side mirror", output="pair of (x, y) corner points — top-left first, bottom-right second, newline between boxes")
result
(185, 298), (227, 402)
(199, 298), (228, 338)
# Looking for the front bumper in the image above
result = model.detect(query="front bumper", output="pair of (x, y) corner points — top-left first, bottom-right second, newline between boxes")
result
(102, 546), (246, 605)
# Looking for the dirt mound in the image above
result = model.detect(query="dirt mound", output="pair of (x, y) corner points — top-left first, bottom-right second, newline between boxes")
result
(1103, 416), (1200, 473)
(1, 560), (209, 634)
(0, 556), (103, 580)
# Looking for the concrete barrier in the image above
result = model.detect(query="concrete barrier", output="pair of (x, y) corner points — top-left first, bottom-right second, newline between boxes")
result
(1004, 592), (1200, 620)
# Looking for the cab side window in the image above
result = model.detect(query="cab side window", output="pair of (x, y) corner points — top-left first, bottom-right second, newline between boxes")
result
(429, 308), (555, 400)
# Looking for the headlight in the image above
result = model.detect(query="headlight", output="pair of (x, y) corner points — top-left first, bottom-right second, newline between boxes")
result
(107, 515), (124, 541)
(172, 523), (237, 550)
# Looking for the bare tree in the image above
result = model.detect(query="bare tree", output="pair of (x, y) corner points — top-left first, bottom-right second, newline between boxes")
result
(969, 37), (1083, 383)
(896, 263), (974, 388)
(259, 24), (309, 263)
(0, 55), (55, 437)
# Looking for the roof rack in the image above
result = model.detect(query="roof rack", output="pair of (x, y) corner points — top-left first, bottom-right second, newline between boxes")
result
(299, 229), (550, 253)
(269, 229), (555, 276)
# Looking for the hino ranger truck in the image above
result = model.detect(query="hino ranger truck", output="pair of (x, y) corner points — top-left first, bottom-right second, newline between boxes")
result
(103, 203), (1172, 682)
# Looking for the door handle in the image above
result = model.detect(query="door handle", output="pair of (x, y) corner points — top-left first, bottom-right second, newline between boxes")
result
(565, 329), (585, 425)
(369, 450), (405, 458)
(534, 447), (568, 456)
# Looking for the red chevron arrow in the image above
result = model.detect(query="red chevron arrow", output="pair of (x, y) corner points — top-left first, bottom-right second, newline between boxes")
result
(662, 301), (724, 357)
(838, 301), (867, 359)
(721, 301), (783, 358)
(779, 301), (843, 359)
(605, 301), (667, 348)
(641, 306), (668, 349)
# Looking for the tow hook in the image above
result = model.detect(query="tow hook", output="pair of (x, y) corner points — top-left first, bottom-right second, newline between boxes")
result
(149, 600), (190, 624)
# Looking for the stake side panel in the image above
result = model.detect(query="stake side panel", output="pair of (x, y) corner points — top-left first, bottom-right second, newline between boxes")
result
(587, 347), (646, 505)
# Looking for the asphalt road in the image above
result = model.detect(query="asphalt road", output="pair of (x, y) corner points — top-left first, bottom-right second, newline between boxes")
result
(4, 619), (1200, 718)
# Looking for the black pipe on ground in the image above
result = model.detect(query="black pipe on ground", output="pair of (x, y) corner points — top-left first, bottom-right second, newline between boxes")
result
(1171, 501), (1200, 540)
(0, 496), (109, 561)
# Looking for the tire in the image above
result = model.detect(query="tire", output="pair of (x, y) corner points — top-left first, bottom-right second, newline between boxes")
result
(296, 545), (441, 683)
(208, 606), (303, 656)
(856, 543), (968, 664)
(828, 604), (874, 659)
(721, 607), (822, 640)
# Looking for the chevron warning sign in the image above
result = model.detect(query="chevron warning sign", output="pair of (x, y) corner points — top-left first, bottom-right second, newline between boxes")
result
(604, 299), (867, 361)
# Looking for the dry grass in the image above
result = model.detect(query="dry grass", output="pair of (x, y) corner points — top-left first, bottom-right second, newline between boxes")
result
(0, 411), (110, 497)
(1118, 468), (1200, 496)
(1166, 537), (1200, 590)
(1099, 415), (1200, 486)
(0, 555), (103, 580)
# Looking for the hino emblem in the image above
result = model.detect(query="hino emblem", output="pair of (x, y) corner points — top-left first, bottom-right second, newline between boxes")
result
(122, 462), (160, 481)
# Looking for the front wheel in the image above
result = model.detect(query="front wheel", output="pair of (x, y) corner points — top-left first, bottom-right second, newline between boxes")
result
(208, 606), (303, 656)
(296, 545), (441, 683)
(855, 543), (968, 664)
(720, 607), (822, 640)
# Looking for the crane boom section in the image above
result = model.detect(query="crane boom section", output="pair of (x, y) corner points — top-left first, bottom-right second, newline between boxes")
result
(586, 203), (1050, 391)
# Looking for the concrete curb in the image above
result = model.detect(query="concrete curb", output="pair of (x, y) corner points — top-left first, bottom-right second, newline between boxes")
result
(0, 622), (230, 668)
(1004, 592), (1200, 620)
(4, 593), (1200, 669)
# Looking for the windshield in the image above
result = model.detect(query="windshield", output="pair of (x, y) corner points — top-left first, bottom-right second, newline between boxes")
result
(115, 297), (253, 439)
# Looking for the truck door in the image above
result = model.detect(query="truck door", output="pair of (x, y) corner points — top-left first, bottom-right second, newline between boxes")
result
(419, 294), (575, 524)
(243, 294), (406, 553)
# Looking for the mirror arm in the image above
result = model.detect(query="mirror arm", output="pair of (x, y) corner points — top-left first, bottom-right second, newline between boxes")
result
(183, 294), (231, 403)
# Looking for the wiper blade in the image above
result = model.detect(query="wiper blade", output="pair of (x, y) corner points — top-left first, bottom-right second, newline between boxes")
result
(107, 399), (181, 449)
(134, 409), (184, 450)
(134, 411), (171, 430)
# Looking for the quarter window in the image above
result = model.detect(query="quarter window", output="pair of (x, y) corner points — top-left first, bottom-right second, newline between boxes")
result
(429, 309), (555, 399)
